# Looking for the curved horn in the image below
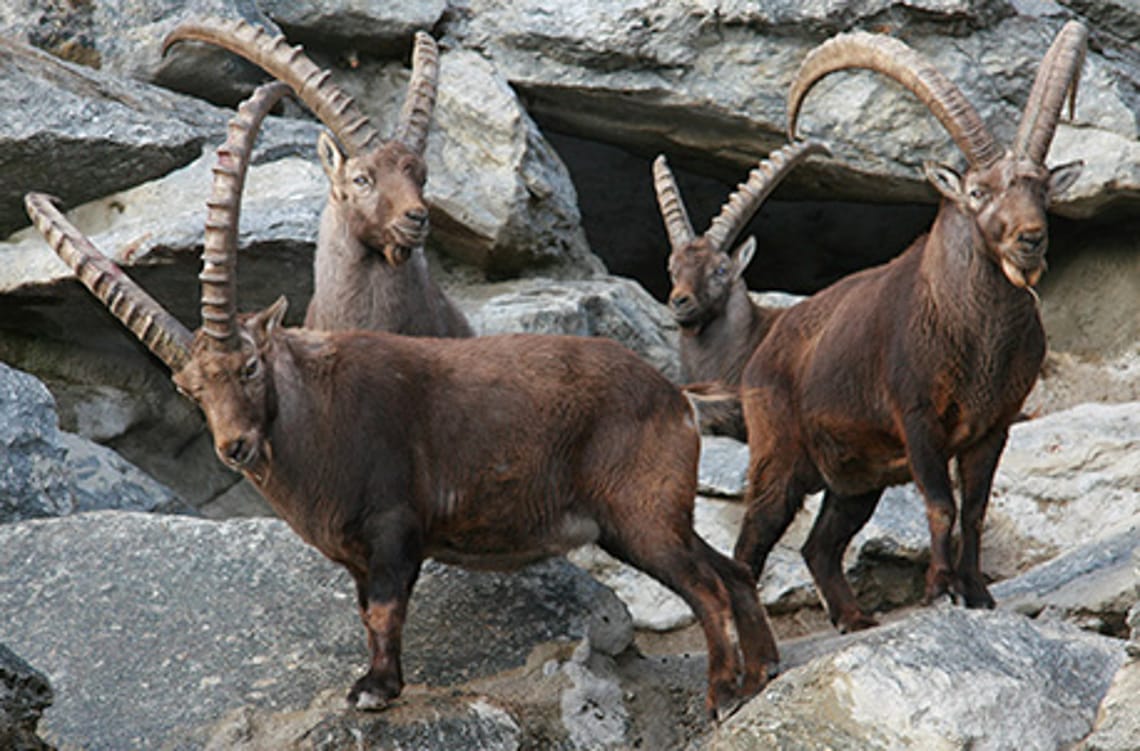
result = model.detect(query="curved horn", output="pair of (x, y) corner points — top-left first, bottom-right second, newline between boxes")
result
(201, 81), (292, 351)
(788, 31), (1002, 168)
(1013, 20), (1087, 164)
(703, 140), (831, 253)
(164, 17), (379, 156)
(652, 155), (696, 251)
(392, 31), (440, 155)
(25, 193), (193, 372)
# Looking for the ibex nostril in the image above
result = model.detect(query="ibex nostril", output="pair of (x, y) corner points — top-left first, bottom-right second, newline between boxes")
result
(671, 295), (691, 309)
(405, 208), (428, 226)
(1017, 230), (1045, 250)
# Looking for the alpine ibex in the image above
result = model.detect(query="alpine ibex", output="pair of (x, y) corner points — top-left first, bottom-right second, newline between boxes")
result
(734, 22), (1086, 632)
(164, 18), (472, 337)
(25, 83), (776, 719)
(653, 141), (827, 438)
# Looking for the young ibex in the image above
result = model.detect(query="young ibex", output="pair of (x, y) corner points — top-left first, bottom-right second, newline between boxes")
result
(25, 83), (776, 719)
(164, 18), (472, 337)
(734, 22), (1086, 632)
(653, 141), (828, 438)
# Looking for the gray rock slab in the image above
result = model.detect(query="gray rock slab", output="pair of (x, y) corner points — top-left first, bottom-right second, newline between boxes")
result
(460, 276), (681, 381)
(994, 526), (1140, 632)
(0, 512), (633, 750)
(985, 401), (1140, 579)
(713, 607), (1126, 751)
(0, 35), (237, 237)
(453, 1), (1140, 217)
(0, 362), (186, 523)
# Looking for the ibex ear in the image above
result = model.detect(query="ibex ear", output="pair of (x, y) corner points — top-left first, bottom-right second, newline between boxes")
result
(249, 296), (289, 349)
(924, 161), (964, 204)
(731, 237), (756, 281)
(1047, 160), (1083, 202)
(317, 131), (346, 189)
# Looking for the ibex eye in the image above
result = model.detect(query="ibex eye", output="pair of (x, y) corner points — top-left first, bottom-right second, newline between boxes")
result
(352, 175), (371, 188)
(714, 265), (729, 277)
(969, 188), (987, 201)
(241, 359), (260, 380)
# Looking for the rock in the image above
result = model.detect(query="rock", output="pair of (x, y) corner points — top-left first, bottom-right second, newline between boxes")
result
(985, 401), (1140, 579)
(0, 362), (187, 522)
(993, 527), (1140, 634)
(460, 276), (680, 381)
(0, 0), (276, 106)
(0, 643), (53, 751)
(698, 436), (750, 498)
(1079, 658), (1140, 751)
(0, 35), (237, 237)
(0, 512), (633, 750)
(260, 0), (448, 52)
(453, 1), (1140, 217)
(713, 607), (1126, 751)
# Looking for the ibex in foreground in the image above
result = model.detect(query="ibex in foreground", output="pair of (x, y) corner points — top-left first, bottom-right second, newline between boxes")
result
(653, 141), (827, 438)
(735, 22), (1086, 632)
(26, 83), (775, 719)
(165, 18), (472, 337)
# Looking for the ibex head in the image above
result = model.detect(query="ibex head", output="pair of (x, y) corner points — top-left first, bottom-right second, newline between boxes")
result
(172, 297), (286, 474)
(788, 21), (1086, 289)
(26, 81), (294, 479)
(653, 141), (828, 329)
(164, 19), (440, 267)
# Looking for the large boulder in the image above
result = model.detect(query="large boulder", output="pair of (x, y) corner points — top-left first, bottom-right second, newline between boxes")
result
(0, 362), (186, 523)
(451, 1), (1139, 216)
(0, 36), (235, 237)
(712, 608), (1126, 751)
(0, 512), (632, 750)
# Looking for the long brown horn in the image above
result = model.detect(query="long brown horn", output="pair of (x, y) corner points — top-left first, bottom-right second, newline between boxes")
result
(392, 31), (440, 155)
(788, 31), (1003, 168)
(1013, 20), (1087, 164)
(25, 193), (193, 372)
(703, 140), (831, 253)
(201, 81), (292, 351)
(652, 155), (696, 251)
(164, 17), (379, 156)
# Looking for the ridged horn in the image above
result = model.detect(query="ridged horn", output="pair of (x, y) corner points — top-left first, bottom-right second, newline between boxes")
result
(703, 140), (831, 253)
(788, 31), (1003, 168)
(652, 155), (696, 251)
(24, 193), (193, 372)
(1013, 21), (1087, 164)
(201, 81), (292, 351)
(392, 31), (440, 155)
(164, 17), (379, 156)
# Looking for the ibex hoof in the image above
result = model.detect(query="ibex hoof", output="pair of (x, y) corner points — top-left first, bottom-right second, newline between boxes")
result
(347, 674), (401, 712)
(350, 690), (393, 712)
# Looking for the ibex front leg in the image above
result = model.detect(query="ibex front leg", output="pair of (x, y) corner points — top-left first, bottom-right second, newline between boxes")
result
(349, 511), (424, 711)
(954, 428), (1007, 609)
(902, 412), (961, 605)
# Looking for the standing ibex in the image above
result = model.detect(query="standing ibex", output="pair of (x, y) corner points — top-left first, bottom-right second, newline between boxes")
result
(26, 82), (776, 719)
(165, 18), (472, 337)
(734, 22), (1086, 632)
(653, 141), (827, 438)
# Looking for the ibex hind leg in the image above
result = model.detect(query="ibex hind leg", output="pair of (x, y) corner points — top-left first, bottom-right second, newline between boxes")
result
(801, 488), (882, 633)
(599, 530), (744, 721)
(695, 535), (780, 694)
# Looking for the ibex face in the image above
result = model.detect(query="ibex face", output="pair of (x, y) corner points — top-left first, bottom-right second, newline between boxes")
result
(925, 155), (1082, 288)
(319, 133), (429, 267)
(172, 298), (287, 475)
(667, 237), (756, 329)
